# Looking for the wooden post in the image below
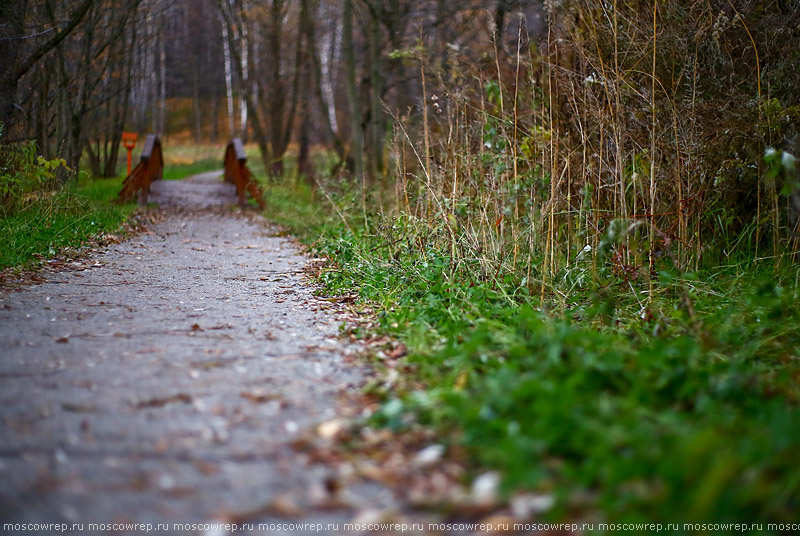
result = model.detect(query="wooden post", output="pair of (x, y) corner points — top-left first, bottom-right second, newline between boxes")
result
(224, 138), (264, 209)
(122, 131), (138, 176)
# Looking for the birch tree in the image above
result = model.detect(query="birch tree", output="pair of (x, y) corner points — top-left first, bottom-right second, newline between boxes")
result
(221, 18), (236, 138)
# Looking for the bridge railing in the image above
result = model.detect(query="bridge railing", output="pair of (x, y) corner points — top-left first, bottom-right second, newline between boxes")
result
(118, 134), (163, 205)
(224, 138), (264, 209)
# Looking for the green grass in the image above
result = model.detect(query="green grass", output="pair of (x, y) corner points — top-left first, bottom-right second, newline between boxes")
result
(257, 176), (332, 235)
(261, 178), (800, 532)
(155, 141), (225, 180)
(161, 157), (221, 180)
(1, 174), (136, 270)
(160, 141), (223, 164)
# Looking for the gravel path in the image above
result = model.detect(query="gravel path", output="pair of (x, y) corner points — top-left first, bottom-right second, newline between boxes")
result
(0, 173), (394, 535)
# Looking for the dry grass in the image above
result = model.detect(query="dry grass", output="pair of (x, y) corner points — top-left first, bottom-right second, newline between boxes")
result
(378, 1), (799, 303)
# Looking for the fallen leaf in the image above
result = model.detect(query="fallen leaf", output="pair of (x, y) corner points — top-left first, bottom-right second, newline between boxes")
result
(317, 419), (348, 440)
(265, 494), (304, 518)
(356, 462), (391, 483)
(308, 479), (351, 510)
(454, 370), (469, 390)
(471, 472), (501, 506)
(510, 493), (555, 519)
(387, 343), (407, 359)
(240, 391), (283, 404)
(478, 514), (517, 534)
(194, 461), (219, 476)
(134, 348), (162, 354)
(61, 403), (95, 413)
(135, 393), (193, 408)
(325, 476), (342, 495)
(350, 509), (397, 526)
(413, 444), (445, 467)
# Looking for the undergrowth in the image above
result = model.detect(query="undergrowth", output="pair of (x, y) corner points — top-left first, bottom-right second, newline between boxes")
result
(1, 142), (136, 270)
(263, 177), (800, 531)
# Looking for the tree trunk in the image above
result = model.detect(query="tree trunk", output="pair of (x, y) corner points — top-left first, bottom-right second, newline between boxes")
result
(239, 26), (249, 143)
(297, 35), (313, 183)
(218, 1), (269, 172)
(61, 3), (96, 173)
(183, 10), (201, 141)
(0, 0), (29, 135)
(267, 0), (286, 176)
(35, 64), (50, 155)
(367, 3), (383, 181)
(86, 141), (101, 176)
(210, 89), (219, 143)
(103, 21), (137, 178)
(320, 2), (341, 135)
(262, 0), (302, 178)
(160, 26), (168, 137)
(149, 25), (158, 135)
(222, 19), (235, 138)
(2, 0), (94, 137)
(343, 0), (363, 183)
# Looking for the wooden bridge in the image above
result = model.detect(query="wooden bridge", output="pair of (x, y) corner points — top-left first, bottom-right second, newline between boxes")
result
(118, 136), (264, 208)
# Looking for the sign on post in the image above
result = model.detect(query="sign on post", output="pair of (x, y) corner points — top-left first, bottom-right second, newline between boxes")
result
(122, 132), (138, 177)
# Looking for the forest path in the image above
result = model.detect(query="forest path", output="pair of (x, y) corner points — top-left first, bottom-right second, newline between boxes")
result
(0, 172), (395, 534)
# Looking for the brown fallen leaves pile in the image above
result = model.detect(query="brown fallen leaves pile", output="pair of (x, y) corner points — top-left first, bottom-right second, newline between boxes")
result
(288, 410), (564, 534)
(282, 333), (564, 535)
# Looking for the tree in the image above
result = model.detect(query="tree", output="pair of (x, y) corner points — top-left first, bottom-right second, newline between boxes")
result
(299, 0), (345, 163)
(0, 0), (95, 140)
(343, 0), (363, 184)
(219, 0), (303, 177)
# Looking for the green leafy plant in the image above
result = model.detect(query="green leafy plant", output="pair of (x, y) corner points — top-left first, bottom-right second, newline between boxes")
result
(1, 142), (135, 270)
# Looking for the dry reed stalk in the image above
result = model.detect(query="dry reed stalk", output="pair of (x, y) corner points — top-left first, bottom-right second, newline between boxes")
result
(724, 3), (764, 260)
(420, 44), (432, 220)
(491, 21), (509, 258)
(401, 122), (410, 215)
(541, 13), (555, 303)
(512, 18), (523, 267)
(649, 0), (658, 300)
(566, 157), (572, 266)
(611, 0), (629, 266)
(672, 102), (684, 268)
